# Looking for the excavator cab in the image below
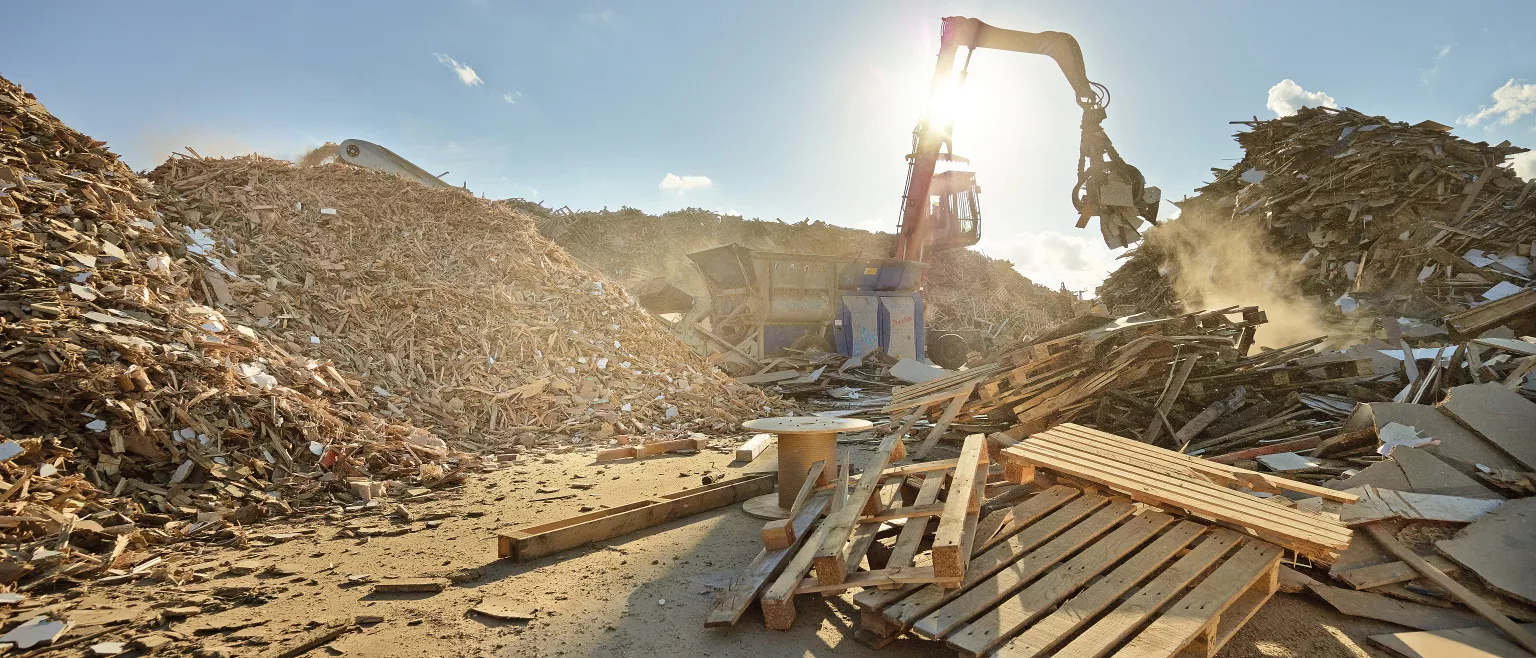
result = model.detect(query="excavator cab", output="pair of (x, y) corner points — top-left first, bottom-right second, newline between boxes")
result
(927, 168), (982, 253)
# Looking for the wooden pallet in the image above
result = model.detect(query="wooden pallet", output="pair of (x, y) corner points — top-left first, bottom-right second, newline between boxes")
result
(759, 435), (990, 630)
(856, 485), (1284, 658)
(1000, 424), (1354, 561)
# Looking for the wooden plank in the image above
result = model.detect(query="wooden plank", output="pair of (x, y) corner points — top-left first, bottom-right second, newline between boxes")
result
(1110, 539), (1283, 658)
(948, 512), (1176, 655)
(911, 501), (1136, 639)
(885, 472), (946, 573)
(1333, 555), (1462, 590)
(1143, 354), (1199, 445)
(860, 502), (945, 524)
(795, 566), (945, 594)
(1310, 583), (1488, 631)
(833, 453), (851, 512)
(1206, 435), (1323, 464)
(735, 434), (771, 463)
(883, 494), (1109, 631)
(812, 434), (902, 586)
(1052, 530), (1243, 658)
(932, 434), (988, 580)
(635, 437), (705, 457)
(705, 495), (831, 627)
(914, 381), (978, 459)
(1044, 424), (1358, 503)
(498, 475), (774, 561)
(842, 482), (903, 584)
(1370, 623), (1536, 658)
(978, 485), (1082, 554)
(1365, 524), (1536, 656)
(1340, 485), (1503, 526)
(761, 460), (826, 549)
(994, 521), (1207, 658)
(1006, 441), (1351, 557)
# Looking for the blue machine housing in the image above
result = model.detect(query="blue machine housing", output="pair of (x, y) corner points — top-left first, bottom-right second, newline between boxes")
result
(834, 290), (925, 361)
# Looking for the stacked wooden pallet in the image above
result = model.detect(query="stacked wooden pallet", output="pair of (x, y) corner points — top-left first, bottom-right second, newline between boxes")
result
(1002, 424), (1356, 561)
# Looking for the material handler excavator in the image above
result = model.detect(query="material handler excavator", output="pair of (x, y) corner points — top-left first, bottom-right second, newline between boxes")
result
(897, 16), (1160, 265)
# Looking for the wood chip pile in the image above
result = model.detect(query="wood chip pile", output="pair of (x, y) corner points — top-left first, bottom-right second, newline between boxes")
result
(0, 75), (466, 590)
(535, 207), (1078, 344)
(147, 158), (787, 451)
(1099, 107), (1536, 320)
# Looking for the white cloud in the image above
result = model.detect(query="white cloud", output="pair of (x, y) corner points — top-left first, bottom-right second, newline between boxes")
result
(1510, 151), (1536, 181)
(501, 91), (521, 105)
(1459, 79), (1536, 127)
(433, 52), (483, 87)
(1266, 79), (1337, 117)
(579, 9), (616, 25)
(1421, 44), (1452, 85)
(976, 230), (1121, 292)
(659, 173), (712, 192)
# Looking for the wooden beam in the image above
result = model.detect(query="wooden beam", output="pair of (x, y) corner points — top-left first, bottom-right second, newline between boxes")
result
(735, 434), (771, 463)
(931, 434), (988, 580)
(498, 475), (774, 561)
(1364, 524), (1536, 655)
(1143, 354), (1199, 445)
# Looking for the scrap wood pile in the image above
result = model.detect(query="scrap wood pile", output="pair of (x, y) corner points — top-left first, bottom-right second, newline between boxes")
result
(706, 428), (1361, 657)
(533, 206), (1076, 344)
(1099, 106), (1536, 322)
(146, 158), (789, 452)
(0, 74), (464, 596)
(880, 306), (1395, 464)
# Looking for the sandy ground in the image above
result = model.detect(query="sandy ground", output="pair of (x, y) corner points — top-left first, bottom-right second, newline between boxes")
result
(95, 442), (1402, 657)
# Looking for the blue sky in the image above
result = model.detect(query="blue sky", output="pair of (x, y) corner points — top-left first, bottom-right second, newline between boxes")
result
(7, 1), (1536, 291)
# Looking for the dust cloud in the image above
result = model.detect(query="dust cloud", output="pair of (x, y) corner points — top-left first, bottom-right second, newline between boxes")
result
(1146, 207), (1348, 349)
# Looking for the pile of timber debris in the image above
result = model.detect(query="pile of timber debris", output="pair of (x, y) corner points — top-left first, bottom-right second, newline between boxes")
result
(0, 75), (465, 592)
(147, 158), (790, 451)
(534, 206), (1078, 345)
(1100, 106), (1535, 323)
(878, 307), (1393, 464)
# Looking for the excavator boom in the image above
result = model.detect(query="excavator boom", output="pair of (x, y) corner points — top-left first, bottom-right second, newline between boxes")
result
(895, 16), (1158, 262)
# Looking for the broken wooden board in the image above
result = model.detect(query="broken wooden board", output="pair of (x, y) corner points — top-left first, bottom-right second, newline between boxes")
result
(1357, 402), (1523, 474)
(1002, 424), (1353, 560)
(1310, 583), (1488, 631)
(1370, 623), (1536, 658)
(1439, 383), (1536, 471)
(1339, 485), (1504, 526)
(372, 578), (449, 594)
(1437, 497), (1536, 606)
(1331, 446), (1504, 499)
(498, 474), (774, 561)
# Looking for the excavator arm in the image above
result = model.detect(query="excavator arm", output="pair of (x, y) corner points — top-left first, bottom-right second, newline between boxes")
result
(895, 16), (1158, 262)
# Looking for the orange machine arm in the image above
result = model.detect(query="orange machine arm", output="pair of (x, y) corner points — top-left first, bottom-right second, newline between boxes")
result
(895, 16), (1153, 261)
